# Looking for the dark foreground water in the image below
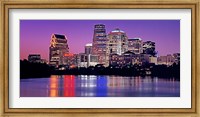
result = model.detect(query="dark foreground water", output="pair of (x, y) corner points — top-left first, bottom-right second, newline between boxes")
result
(20, 75), (180, 97)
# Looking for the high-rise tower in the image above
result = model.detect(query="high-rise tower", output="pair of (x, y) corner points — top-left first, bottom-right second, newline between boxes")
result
(49, 34), (69, 66)
(107, 28), (128, 55)
(92, 24), (108, 66)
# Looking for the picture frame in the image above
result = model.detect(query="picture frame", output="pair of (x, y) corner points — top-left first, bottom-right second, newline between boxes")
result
(0, 0), (199, 116)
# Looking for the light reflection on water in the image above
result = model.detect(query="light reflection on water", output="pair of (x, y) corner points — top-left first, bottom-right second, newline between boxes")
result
(20, 75), (180, 97)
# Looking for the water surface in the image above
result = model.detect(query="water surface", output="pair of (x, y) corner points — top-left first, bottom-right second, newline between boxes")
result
(20, 75), (180, 97)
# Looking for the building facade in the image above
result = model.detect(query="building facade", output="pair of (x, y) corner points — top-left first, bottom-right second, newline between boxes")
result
(143, 41), (156, 56)
(85, 43), (93, 54)
(109, 53), (123, 67)
(109, 51), (151, 67)
(128, 38), (143, 54)
(92, 24), (108, 66)
(49, 34), (69, 66)
(132, 54), (150, 65)
(78, 53), (99, 68)
(157, 54), (175, 66)
(107, 28), (128, 56)
(122, 51), (135, 66)
(28, 54), (41, 63)
(63, 53), (79, 68)
(149, 56), (158, 65)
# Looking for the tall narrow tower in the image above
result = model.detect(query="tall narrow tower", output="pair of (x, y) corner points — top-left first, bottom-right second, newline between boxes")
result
(49, 34), (69, 66)
(92, 24), (108, 66)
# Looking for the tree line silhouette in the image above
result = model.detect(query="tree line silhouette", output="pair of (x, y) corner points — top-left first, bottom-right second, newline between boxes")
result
(20, 59), (180, 79)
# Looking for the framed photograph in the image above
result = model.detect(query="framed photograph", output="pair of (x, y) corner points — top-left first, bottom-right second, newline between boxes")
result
(1, 0), (199, 116)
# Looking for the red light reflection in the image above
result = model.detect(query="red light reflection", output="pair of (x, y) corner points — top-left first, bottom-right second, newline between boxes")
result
(63, 75), (75, 97)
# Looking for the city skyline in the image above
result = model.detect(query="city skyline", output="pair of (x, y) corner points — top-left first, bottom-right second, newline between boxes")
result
(20, 20), (180, 60)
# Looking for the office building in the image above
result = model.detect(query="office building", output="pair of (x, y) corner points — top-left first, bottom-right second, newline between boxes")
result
(63, 53), (79, 68)
(128, 38), (143, 54)
(78, 53), (99, 68)
(28, 54), (41, 63)
(49, 34), (69, 66)
(109, 51), (153, 67)
(109, 53), (123, 67)
(157, 54), (175, 66)
(92, 24), (108, 66)
(143, 41), (156, 56)
(149, 56), (157, 65)
(132, 54), (150, 65)
(107, 28), (128, 55)
(122, 51), (136, 66)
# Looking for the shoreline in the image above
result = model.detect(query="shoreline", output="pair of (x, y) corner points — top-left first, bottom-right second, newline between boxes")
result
(20, 74), (180, 80)
(20, 60), (180, 80)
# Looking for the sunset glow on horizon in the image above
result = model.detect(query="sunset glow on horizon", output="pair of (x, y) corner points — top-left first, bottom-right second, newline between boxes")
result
(20, 20), (180, 61)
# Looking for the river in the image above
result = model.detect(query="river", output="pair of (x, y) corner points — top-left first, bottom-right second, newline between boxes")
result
(20, 75), (180, 97)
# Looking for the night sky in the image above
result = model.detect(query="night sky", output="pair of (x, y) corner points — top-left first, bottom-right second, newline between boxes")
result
(20, 20), (180, 60)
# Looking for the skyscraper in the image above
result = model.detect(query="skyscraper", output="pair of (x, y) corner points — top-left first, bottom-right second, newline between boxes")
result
(128, 38), (143, 54)
(107, 28), (128, 55)
(49, 34), (69, 66)
(92, 24), (108, 66)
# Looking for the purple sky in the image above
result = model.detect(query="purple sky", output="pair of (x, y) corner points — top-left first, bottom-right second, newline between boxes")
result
(20, 20), (180, 60)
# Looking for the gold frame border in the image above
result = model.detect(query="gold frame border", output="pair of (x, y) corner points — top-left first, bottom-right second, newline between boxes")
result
(0, 0), (199, 116)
